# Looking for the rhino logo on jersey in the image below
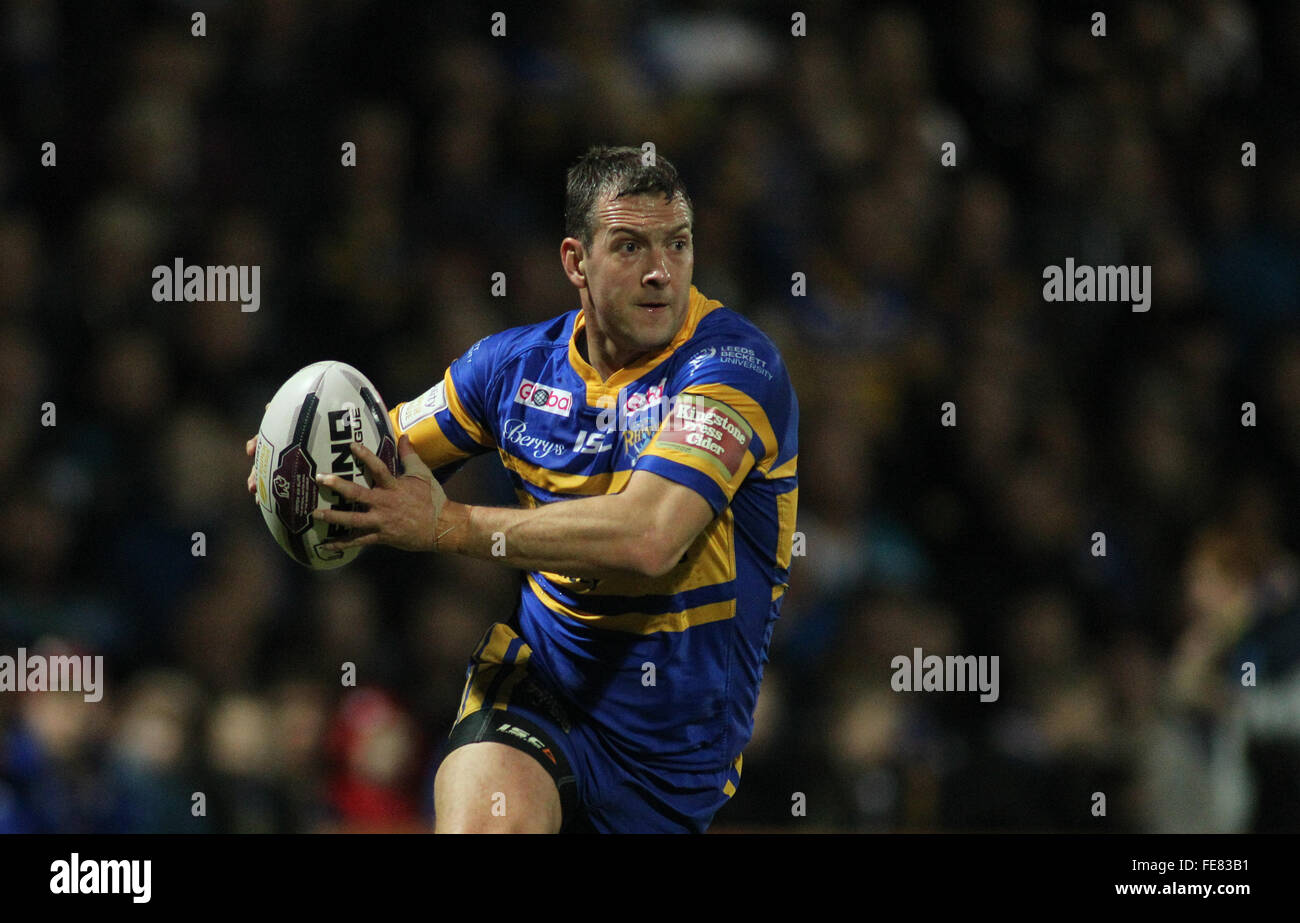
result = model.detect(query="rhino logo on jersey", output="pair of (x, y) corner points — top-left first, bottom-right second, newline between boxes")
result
(685, 346), (716, 376)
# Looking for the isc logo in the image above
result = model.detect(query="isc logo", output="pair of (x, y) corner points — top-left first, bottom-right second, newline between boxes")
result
(573, 430), (612, 454)
(515, 379), (573, 417)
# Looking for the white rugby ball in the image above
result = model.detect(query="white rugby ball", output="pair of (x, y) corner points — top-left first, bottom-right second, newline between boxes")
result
(253, 361), (398, 569)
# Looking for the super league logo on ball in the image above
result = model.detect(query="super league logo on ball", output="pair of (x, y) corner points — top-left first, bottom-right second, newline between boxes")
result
(271, 445), (318, 534)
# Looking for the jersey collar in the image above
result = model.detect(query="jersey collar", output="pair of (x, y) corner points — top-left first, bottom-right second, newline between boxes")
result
(569, 285), (722, 405)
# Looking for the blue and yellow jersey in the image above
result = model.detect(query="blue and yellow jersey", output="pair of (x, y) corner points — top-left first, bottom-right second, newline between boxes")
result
(389, 286), (798, 772)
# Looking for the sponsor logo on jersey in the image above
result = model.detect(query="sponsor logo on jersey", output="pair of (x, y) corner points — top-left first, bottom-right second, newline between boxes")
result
(496, 722), (558, 765)
(653, 394), (752, 480)
(573, 430), (614, 454)
(685, 346), (716, 375)
(685, 344), (773, 380)
(502, 418), (568, 459)
(601, 378), (668, 449)
(398, 380), (448, 430)
(463, 336), (487, 364)
(622, 427), (656, 457)
(515, 379), (573, 417)
(719, 345), (773, 379)
(622, 378), (666, 415)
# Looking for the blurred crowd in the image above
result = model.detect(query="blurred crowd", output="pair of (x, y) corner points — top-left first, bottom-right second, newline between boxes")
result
(2, 0), (1298, 832)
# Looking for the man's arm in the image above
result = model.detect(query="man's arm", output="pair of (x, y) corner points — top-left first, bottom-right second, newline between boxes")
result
(316, 436), (715, 580)
(435, 471), (714, 578)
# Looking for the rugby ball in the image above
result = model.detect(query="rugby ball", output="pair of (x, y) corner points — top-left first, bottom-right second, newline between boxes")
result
(253, 361), (399, 569)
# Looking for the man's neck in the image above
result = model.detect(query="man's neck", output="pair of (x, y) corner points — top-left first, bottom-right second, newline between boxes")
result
(578, 325), (651, 382)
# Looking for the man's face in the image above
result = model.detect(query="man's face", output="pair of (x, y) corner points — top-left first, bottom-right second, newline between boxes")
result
(571, 190), (694, 365)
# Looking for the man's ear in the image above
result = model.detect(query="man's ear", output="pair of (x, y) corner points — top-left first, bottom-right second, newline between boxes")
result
(561, 237), (588, 289)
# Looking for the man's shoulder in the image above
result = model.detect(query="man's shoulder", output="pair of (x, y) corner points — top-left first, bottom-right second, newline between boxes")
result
(456, 311), (576, 372)
(690, 301), (785, 357)
(674, 301), (791, 392)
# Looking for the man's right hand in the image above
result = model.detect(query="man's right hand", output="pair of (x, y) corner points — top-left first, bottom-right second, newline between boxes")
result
(246, 435), (258, 500)
(246, 403), (267, 502)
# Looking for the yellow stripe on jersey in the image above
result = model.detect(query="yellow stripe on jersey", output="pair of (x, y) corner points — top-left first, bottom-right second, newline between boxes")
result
(492, 664), (528, 713)
(458, 622), (529, 718)
(444, 369), (494, 448)
(722, 753), (743, 797)
(641, 438), (754, 505)
(775, 486), (798, 571)
(499, 451), (633, 497)
(768, 453), (798, 481)
(459, 664), (498, 720)
(526, 574), (736, 635)
(538, 507), (736, 599)
(389, 399), (474, 472)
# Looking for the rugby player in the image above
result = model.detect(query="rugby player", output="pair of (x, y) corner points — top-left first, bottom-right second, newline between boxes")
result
(246, 146), (798, 832)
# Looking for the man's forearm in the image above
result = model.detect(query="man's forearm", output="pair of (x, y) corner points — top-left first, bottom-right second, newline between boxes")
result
(434, 495), (653, 578)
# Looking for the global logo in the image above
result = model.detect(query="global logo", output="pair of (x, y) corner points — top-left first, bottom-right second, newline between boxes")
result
(514, 379), (573, 417)
(272, 474), (290, 499)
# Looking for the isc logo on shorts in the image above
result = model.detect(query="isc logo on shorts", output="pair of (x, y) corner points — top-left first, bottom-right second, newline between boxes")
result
(514, 379), (573, 417)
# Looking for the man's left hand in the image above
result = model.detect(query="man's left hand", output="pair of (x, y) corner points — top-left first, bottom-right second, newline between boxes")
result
(316, 434), (447, 552)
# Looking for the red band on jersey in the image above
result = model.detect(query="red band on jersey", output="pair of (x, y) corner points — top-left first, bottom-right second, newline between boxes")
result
(654, 394), (753, 480)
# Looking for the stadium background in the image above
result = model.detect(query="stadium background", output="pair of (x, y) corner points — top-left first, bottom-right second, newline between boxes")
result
(2, 0), (1298, 833)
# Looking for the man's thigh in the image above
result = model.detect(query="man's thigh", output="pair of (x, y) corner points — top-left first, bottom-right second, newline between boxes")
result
(436, 620), (583, 833)
(434, 741), (561, 833)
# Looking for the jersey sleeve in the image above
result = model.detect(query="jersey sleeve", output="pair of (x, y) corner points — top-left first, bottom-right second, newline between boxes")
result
(633, 341), (790, 514)
(388, 335), (499, 480)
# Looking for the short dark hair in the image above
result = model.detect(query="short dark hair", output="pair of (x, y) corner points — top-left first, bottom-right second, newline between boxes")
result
(564, 145), (694, 248)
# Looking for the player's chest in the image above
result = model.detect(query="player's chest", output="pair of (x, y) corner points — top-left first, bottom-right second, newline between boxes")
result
(495, 372), (670, 471)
